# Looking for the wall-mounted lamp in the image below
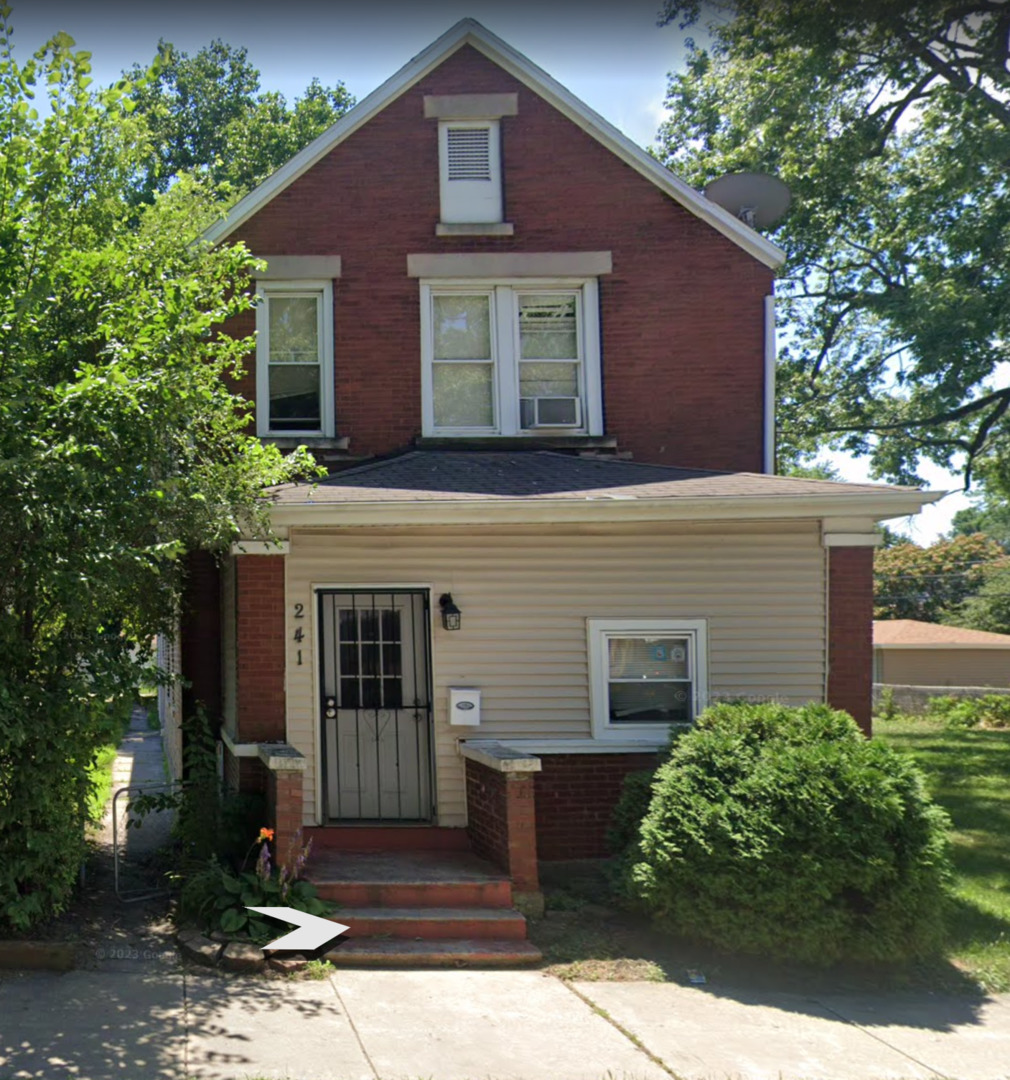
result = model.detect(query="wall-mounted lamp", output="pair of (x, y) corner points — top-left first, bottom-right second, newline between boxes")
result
(439, 592), (462, 631)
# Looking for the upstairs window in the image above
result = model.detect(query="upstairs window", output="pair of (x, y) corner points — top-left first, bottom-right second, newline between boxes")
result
(255, 281), (334, 437)
(438, 120), (502, 224)
(420, 280), (602, 437)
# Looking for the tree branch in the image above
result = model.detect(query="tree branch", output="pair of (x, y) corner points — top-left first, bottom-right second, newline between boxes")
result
(828, 385), (1010, 433)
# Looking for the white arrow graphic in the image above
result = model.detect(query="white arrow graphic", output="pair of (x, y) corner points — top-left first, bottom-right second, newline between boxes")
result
(247, 907), (350, 952)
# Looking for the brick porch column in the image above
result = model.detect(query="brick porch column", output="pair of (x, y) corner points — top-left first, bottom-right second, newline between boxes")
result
(234, 548), (287, 743)
(260, 744), (306, 865)
(463, 744), (542, 912)
(826, 542), (875, 735)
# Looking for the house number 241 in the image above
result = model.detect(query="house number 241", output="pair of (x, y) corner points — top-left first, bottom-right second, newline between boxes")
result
(293, 603), (305, 665)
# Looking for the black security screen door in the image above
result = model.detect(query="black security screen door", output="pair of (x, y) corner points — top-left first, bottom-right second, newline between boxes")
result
(318, 590), (433, 821)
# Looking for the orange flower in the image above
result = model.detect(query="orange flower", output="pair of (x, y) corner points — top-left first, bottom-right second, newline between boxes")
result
(258, 827), (275, 843)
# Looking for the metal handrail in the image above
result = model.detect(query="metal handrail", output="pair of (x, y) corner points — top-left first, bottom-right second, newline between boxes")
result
(112, 781), (179, 903)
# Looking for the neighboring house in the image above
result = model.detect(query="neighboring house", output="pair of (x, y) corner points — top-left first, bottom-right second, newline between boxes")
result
(874, 619), (1010, 688)
(167, 19), (935, 962)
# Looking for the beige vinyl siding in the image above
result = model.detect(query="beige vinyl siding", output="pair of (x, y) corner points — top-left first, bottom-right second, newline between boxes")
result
(283, 520), (827, 826)
(877, 647), (1010, 688)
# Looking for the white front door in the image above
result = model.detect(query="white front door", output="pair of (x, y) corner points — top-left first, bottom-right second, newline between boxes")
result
(318, 591), (433, 821)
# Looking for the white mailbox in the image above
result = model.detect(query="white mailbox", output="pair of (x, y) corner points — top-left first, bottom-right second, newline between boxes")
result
(448, 687), (481, 726)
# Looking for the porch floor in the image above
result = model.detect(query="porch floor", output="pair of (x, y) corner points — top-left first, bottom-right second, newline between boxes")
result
(306, 849), (510, 886)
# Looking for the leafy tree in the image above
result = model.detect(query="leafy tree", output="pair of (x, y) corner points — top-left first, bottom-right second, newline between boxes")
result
(657, 2), (1010, 492)
(125, 40), (354, 199)
(873, 534), (1005, 621)
(950, 495), (1010, 551)
(945, 563), (1010, 635)
(780, 458), (842, 481)
(0, 13), (314, 930)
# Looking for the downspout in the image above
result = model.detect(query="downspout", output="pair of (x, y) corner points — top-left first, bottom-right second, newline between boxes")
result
(764, 293), (776, 474)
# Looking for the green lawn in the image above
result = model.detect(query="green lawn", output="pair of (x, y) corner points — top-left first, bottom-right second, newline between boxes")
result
(877, 715), (1010, 992)
(84, 703), (132, 824)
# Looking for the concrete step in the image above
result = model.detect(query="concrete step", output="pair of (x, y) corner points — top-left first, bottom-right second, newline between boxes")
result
(308, 850), (513, 909)
(323, 938), (542, 967)
(337, 906), (527, 941)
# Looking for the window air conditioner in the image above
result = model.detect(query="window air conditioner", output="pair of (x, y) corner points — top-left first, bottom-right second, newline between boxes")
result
(520, 396), (582, 429)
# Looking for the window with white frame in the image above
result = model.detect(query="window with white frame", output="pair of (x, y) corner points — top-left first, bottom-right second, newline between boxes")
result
(588, 619), (708, 741)
(439, 120), (502, 224)
(420, 281), (602, 436)
(255, 281), (334, 437)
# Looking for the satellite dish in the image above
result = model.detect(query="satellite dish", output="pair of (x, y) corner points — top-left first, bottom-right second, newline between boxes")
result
(704, 172), (791, 229)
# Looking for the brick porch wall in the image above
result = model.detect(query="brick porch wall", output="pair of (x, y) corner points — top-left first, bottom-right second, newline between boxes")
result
(465, 759), (539, 892)
(266, 768), (305, 864)
(827, 546), (874, 735)
(534, 753), (661, 860)
(235, 555), (286, 742)
(222, 743), (268, 795)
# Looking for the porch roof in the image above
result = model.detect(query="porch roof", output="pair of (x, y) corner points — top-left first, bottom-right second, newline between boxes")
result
(266, 451), (937, 528)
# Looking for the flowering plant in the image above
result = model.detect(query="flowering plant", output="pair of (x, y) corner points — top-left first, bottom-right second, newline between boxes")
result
(183, 827), (330, 943)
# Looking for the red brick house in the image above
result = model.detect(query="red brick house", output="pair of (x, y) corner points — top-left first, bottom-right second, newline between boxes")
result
(162, 19), (933, 963)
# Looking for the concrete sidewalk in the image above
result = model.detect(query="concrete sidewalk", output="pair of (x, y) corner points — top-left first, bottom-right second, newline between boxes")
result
(1, 965), (1009, 1080)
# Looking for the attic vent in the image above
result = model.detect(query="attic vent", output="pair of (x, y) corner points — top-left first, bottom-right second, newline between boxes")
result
(446, 126), (492, 181)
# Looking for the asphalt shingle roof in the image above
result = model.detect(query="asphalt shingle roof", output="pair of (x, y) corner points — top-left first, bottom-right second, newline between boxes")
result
(874, 619), (1010, 648)
(269, 451), (918, 505)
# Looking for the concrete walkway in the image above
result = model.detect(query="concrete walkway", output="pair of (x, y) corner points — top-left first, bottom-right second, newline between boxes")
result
(105, 703), (176, 894)
(1, 965), (1009, 1080)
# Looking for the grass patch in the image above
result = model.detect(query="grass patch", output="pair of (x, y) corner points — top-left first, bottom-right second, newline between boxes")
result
(877, 715), (1010, 992)
(84, 704), (132, 823)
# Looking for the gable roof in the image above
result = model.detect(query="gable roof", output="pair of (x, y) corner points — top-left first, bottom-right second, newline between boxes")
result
(203, 19), (786, 270)
(874, 619), (1010, 650)
(267, 450), (935, 527)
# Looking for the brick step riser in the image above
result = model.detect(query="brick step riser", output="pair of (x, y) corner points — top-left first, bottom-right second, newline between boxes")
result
(314, 881), (512, 908)
(340, 916), (526, 941)
(304, 827), (471, 852)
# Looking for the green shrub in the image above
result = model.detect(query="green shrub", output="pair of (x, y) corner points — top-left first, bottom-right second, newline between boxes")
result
(926, 694), (1010, 729)
(606, 770), (657, 856)
(623, 702), (952, 965)
(875, 686), (899, 722)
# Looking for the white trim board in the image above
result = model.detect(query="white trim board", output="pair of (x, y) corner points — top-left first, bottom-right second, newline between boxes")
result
(201, 19), (785, 270)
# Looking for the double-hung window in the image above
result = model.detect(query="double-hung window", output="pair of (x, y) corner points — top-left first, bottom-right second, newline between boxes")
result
(588, 619), (708, 742)
(255, 281), (334, 437)
(421, 280), (602, 436)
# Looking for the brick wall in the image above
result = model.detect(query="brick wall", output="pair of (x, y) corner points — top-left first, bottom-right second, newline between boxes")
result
(230, 45), (772, 471)
(534, 752), (661, 860)
(235, 556), (286, 742)
(828, 546), (874, 735)
(222, 743), (268, 795)
(267, 769), (304, 864)
(465, 759), (538, 892)
(180, 551), (221, 723)
(465, 758), (509, 868)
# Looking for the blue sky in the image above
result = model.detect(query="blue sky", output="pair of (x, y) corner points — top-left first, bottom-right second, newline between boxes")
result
(11, 0), (969, 541)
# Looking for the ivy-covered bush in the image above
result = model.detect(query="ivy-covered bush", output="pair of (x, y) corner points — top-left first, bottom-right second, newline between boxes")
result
(622, 702), (952, 964)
